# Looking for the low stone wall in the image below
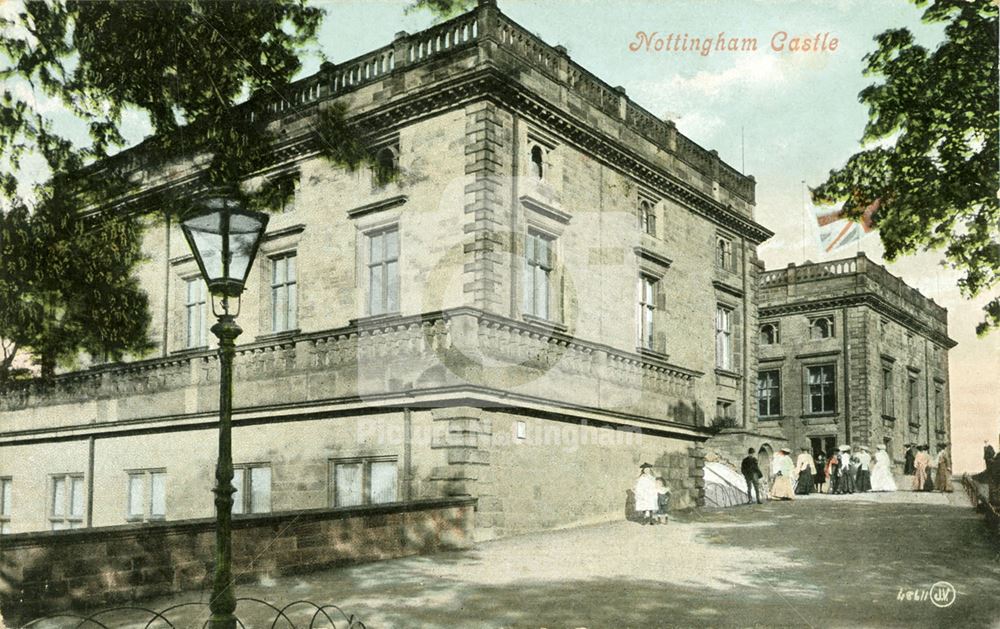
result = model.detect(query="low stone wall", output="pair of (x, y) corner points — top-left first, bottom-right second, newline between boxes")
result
(0, 497), (475, 626)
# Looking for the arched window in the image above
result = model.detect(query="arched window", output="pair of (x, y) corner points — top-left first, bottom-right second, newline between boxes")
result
(530, 145), (544, 180)
(759, 322), (779, 345)
(639, 200), (655, 235)
(372, 146), (398, 186)
(809, 315), (834, 339)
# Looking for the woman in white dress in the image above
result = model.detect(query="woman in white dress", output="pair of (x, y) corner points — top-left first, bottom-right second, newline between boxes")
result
(634, 463), (659, 524)
(870, 444), (897, 492)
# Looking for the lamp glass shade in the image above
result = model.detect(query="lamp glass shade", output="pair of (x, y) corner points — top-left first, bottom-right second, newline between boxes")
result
(181, 194), (269, 298)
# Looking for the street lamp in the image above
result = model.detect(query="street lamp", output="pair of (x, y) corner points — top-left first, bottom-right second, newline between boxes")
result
(180, 189), (269, 629)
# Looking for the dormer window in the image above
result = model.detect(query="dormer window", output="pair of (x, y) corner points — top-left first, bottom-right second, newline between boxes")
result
(760, 322), (779, 345)
(639, 200), (656, 236)
(809, 315), (835, 339)
(530, 145), (545, 180)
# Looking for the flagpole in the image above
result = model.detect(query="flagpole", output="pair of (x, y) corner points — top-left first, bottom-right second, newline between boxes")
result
(801, 180), (806, 262)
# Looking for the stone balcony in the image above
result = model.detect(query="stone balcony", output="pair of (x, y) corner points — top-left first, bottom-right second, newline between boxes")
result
(0, 309), (705, 437)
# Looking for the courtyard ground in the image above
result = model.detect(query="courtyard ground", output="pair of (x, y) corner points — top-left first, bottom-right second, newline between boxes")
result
(21, 490), (1000, 629)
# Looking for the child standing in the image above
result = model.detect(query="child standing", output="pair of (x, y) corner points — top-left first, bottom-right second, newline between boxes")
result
(654, 477), (671, 524)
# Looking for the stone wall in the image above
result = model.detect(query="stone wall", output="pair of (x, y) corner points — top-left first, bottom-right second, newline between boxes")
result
(0, 497), (474, 626)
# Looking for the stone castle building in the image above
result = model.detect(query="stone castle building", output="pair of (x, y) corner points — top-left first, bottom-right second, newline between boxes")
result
(0, 0), (773, 570)
(756, 254), (955, 468)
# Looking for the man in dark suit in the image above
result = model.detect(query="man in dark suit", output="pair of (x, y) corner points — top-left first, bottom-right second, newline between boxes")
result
(985, 441), (996, 471)
(904, 443), (916, 475)
(741, 448), (763, 504)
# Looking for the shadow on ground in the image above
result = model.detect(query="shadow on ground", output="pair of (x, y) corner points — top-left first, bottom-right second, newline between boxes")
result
(22, 500), (1000, 629)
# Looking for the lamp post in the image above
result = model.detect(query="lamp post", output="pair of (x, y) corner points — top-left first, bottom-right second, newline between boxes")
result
(180, 190), (269, 629)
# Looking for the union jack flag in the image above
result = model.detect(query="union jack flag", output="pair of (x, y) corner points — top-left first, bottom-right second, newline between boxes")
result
(812, 200), (878, 253)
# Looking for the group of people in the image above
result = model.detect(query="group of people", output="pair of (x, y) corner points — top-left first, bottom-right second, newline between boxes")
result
(632, 441), (960, 518)
(739, 442), (952, 502)
(903, 443), (952, 492)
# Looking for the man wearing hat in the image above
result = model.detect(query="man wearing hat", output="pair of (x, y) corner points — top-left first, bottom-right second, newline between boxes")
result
(741, 448), (764, 505)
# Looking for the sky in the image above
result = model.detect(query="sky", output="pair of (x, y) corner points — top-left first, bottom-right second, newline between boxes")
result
(6, 0), (997, 471)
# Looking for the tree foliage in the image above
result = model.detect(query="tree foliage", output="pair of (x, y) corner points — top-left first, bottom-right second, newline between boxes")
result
(813, 0), (999, 335)
(0, 0), (456, 383)
(0, 0), (326, 382)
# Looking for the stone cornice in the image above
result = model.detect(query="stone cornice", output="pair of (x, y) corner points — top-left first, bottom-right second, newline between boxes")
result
(86, 65), (773, 246)
(346, 194), (409, 219)
(263, 223), (306, 242)
(520, 194), (572, 224)
(712, 279), (744, 299)
(759, 293), (957, 349)
(0, 385), (714, 445)
(633, 246), (673, 270)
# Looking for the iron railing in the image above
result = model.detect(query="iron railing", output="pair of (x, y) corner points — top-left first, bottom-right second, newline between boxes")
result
(19, 598), (366, 629)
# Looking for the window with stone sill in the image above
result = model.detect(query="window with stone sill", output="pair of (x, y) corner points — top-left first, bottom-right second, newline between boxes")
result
(809, 315), (835, 340)
(50, 473), (85, 530)
(934, 383), (945, 433)
(0, 477), (11, 534)
(881, 366), (895, 418)
(280, 175), (300, 213)
(716, 236), (735, 271)
(908, 376), (920, 425)
(636, 274), (657, 351)
(270, 252), (298, 333)
(330, 457), (398, 508)
(715, 305), (733, 370)
(232, 464), (271, 515)
(524, 229), (555, 321)
(371, 145), (399, 188)
(529, 144), (546, 180)
(638, 199), (656, 236)
(126, 469), (166, 523)
(185, 277), (208, 349)
(757, 369), (781, 417)
(806, 364), (836, 414)
(367, 226), (400, 317)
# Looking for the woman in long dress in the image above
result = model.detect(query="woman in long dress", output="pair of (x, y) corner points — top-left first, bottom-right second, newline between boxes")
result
(869, 444), (897, 491)
(825, 451), (840, 494)
(912, 445), (931, 491)
(935, 445), (952, 493)
(770, 448), (795, 500)
(794, 448), (816, 495)
(814, 451), (827, 493)
(634, 463), (659, 524)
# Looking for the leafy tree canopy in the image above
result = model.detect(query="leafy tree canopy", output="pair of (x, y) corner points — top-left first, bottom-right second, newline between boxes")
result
(0, 0), (454, 382)
(812, 0), (999, 335)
